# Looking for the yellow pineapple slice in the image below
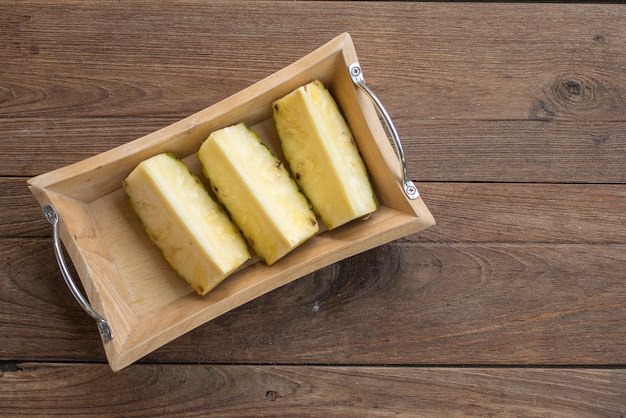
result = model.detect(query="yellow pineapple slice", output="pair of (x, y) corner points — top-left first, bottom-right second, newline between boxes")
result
(272, 80), (377, 230)
(198, 123), (318, 265)
(123, 153), (250, 296)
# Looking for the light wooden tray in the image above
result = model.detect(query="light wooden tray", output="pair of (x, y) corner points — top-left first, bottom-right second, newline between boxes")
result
(28, 33), (435, 371)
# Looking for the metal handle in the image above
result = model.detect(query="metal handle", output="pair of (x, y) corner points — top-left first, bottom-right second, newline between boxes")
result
(349, 63), (419, 200)
(43, 205), (113, 343)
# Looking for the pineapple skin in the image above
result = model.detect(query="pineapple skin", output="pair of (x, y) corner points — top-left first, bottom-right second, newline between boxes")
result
(272, 80), (377, 230)
(198, 123), (319, 265)
(123, 153), (250, 296)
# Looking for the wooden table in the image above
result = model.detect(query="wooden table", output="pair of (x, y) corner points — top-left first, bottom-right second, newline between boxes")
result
(2, 2), (625, 416)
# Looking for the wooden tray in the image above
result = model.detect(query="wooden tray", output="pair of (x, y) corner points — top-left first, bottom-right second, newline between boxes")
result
(28, 33), (435, 371)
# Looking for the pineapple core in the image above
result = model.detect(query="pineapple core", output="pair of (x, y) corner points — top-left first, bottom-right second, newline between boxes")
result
(123, 153), (250, 296)
(272, 80), (377, 229)
(198, 123), (319, 265)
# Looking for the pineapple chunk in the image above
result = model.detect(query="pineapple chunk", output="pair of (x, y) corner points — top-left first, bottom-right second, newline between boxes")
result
(123, 153), (250, 296)
(272, 80), (377, 230)
(198, 123), (318, 265)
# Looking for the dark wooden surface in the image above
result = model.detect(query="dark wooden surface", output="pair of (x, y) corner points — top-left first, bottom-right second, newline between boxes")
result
(1, 1), (625, 416)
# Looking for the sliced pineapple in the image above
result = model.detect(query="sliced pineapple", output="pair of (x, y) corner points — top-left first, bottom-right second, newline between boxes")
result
(272, 80), (377, 230)
(123, 153), (250, 296)
(198, 123), (319, 265)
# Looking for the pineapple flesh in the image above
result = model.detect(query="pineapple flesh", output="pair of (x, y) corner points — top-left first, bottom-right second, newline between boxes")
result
(198, 123), (319, 265)
(272, 80), (377, 230)
(123, 153), (250, 296)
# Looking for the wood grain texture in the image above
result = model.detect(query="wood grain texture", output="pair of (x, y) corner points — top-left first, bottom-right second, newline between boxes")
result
(0, 178), (48, 238)
(2, 2), (625, 180)
(405, 120), (626, 184)
(416, 182), (626, 244)
(1, 1), (625, 414)
(4, 119), (626, 182)
(5, 179), (625, 243)
(3, 239), (625, 365)
(2, 2), (624, 120)
(1, 363), (624, 417)
(95, 242), (626, 366)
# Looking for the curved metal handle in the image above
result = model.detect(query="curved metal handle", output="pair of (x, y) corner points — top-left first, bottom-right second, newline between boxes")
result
(43, 205), (113, 343)
(349, 63), (419, 200)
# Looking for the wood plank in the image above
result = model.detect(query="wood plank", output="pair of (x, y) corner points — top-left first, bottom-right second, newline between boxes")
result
(1, 177), (50, 238)
(0, 239), (104, 361)
(1, 2), (624, 120)
(2, 3), (624, 182)
(6, 178), (625, 243)
(3, 239), (625, 365)
(404, 120), (626, 184)
(415, 182), (626, 244)
(0, 118), (175, 177)
(1, 363), (624, 416)
(152, 242), (626, 366)
(3, 118), (626, 182)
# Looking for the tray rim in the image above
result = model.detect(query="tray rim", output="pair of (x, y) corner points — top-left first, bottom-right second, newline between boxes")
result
(27, 32), (435, 371)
